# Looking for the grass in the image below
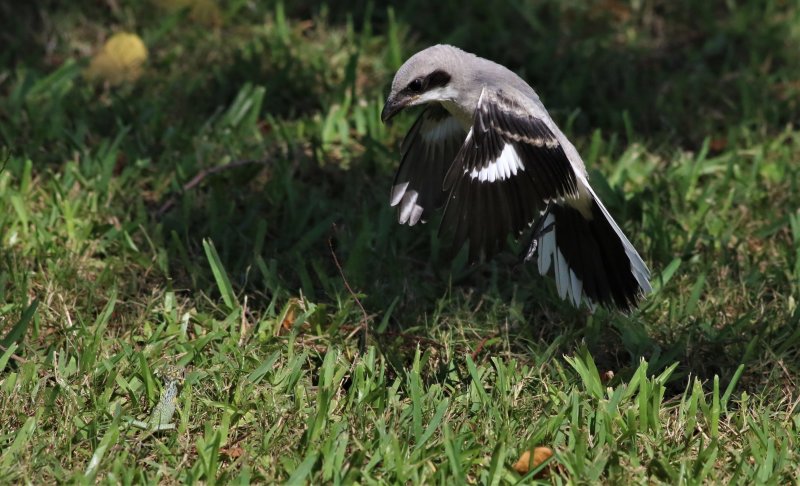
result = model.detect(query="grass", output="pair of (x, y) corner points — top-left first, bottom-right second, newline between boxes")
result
(1, 0), (799, 483)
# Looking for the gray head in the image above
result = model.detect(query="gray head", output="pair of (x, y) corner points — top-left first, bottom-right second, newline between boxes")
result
(381, 45), (475, 123)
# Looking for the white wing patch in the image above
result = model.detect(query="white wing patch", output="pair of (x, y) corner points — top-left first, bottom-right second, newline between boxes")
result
(466, 144), (525, 183)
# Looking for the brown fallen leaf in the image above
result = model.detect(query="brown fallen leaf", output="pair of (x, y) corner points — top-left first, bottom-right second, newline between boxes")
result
(709, 138), (728, 153)
(219, 445), (244, 458)
(513, 446), (554, 477)
(280, 305), (296, 331)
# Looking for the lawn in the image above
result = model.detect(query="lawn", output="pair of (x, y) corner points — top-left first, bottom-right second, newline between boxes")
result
(1, 0), (799, 483)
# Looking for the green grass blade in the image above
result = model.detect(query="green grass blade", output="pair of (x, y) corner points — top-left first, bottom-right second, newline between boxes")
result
(0, 416), (36, 469)
(246, 351), (281, 384)
(285, 453), (318, 486)
(414, 399), (448, 452)
(0, 342), (19, 371)
(84, 419), (120, 480)
(0, 298), (38, 349)
(203, 238), (237, 310)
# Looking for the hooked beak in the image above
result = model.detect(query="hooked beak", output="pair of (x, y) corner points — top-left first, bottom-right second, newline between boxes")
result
(381, 95), (407, 123)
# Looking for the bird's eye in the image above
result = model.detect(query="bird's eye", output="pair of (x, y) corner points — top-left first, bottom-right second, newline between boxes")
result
(408, 78), (424, 92)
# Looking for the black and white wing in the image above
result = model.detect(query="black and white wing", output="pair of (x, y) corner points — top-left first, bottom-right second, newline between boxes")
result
(391, 105), (466, 225)
(441, 87), (579, 262)
(441, 87), (651, 311)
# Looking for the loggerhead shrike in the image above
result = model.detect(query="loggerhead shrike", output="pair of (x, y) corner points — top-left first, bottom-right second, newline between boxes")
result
(381, 44), (651, 311)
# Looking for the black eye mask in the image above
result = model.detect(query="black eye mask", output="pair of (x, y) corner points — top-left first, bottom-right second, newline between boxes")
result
(404, 70), (451, 95)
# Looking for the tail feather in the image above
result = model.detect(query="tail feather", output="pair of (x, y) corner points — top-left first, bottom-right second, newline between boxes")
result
(537, 212), (556, 275)
(586, 186), (652, 293)
(536, 195), (650, 311)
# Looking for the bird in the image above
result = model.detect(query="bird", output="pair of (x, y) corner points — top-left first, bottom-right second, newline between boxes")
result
(380, 44), (651, 311)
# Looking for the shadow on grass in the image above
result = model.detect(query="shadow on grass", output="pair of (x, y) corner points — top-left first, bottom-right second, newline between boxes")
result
(151, 152), (782, 399)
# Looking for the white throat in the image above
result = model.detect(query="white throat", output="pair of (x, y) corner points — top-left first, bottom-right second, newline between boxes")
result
(439, 99), (473, 129)
(414, 85), (473, 129)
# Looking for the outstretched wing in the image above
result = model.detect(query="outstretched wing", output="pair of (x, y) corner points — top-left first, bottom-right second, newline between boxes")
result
(391, 105), (466, 226)
(441, 87), (580, 261)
